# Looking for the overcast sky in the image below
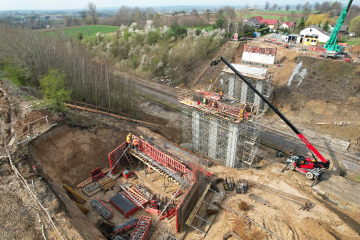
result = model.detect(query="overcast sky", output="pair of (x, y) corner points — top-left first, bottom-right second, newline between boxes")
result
(0, 0), (356, 10)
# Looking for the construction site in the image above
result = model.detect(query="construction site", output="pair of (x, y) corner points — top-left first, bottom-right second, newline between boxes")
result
(1, 35), (360, 240)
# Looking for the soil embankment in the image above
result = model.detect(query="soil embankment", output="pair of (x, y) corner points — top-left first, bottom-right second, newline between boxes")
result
(272, 56), (360, 154)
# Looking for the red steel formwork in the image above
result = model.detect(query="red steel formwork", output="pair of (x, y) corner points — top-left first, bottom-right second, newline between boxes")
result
(108, 142), (127, 174)
(134, 136), (194, 184)
(244, 43), (277, 56)
(131, 216), (152, 240)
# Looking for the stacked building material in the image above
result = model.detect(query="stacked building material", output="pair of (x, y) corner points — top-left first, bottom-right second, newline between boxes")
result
(110, 193), (138, 218)
(100, 178), (116, 191)
(113, 217), (138, 235)
(121, 186), (149, 208)
(130, 216), (152, 240)
(91, 198), (113, 219)
(114, 234), (131, 240)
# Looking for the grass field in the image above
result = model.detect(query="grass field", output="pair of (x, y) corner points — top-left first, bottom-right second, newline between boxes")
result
(40, 25), (120, 37)
(253, 10), (317, 14)
(343, 40), (360, 46)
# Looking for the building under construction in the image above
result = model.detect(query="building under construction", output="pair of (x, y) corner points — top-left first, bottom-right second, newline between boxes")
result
(179, 45), (277, 167)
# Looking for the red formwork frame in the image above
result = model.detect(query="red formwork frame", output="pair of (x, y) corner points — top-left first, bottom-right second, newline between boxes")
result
(131, 216), (152, 240)
(134, 136), (194, 183)
(244, 43), (277, 56)
(108, 142), (127, 174)
(91, 167), (105, 182)
(187, 162), (211, 177)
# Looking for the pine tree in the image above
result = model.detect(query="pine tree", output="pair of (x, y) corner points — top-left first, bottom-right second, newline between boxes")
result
(318, 21), (322, 28)
(323, 21), (330, 32)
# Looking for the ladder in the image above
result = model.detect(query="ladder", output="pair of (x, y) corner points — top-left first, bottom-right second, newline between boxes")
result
(131, 216), (152, 240)
(124, 148), (136, 169)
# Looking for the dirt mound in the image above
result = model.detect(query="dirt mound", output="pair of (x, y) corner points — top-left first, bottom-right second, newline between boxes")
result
(351, 44), (360, 53)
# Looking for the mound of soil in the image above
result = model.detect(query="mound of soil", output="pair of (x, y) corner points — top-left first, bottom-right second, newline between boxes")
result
(351, 44), (360, 54)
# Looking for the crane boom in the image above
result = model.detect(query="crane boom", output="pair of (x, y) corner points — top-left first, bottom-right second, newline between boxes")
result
(211, 57), (330, 168)
(325, 0), (353, 52)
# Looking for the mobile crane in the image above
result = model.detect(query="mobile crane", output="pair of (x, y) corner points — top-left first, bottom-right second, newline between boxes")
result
(211, 57), (330, 183)
(324, 0), (353, 57)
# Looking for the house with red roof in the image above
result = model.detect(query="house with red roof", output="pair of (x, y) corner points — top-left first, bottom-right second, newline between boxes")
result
(280, 22), (296, 32)
(252, 16), (280, 30)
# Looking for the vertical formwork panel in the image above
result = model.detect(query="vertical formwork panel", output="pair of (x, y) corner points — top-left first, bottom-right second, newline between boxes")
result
(208, 119), (218, 160)
(216, 118), (229, 166)
(192, 111), (200, 151)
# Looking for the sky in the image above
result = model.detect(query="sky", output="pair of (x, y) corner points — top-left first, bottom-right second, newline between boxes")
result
(0, 0), (357, 11)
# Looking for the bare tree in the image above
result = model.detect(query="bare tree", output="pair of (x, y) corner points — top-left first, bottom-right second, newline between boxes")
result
(278, 6), (283, 11)
(272, 3), (278, 11)
(85, 2), (99, 25)
(205, 9), (211, 23)
(319, 1), (331, 13)
(265, 1), (270, 10)
(191, 9), (199, 17)
(285, 4), (290, 11)
(254, 3), (257, 10)
(302, 2), (312, 11)
(296, 4), (301, 11)
(80, 10), (87, 21)
(314, 2), (320, 11)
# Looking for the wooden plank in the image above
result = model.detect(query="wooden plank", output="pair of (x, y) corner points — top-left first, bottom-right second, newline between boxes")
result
(77, 168), (110, 188)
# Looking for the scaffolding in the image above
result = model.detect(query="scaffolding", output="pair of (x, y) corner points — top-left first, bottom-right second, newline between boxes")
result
(181, 105), (261, 167)
(181, 52), (276, 168)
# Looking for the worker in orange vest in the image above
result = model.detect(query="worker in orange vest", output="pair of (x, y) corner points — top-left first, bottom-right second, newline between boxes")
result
(133, 138), (139, 152)
(126, 133), (132, 148)
(220, 91), (223, 101)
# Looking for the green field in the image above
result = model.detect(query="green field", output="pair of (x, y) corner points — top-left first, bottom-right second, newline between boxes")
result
(41, 25), (120, 37)
(244, 14), (298, 21)
(252, 10), (317, 14)
(343, 40), (360, 46)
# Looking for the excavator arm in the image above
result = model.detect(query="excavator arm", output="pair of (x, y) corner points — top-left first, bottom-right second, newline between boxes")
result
(211, 57), (330, 169)
(325, 0), (353, 52)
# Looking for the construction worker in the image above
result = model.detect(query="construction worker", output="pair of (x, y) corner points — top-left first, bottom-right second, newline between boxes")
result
(126, 133), (132, 148)
(203, 97), (207, 106)
(220, 91), (223, 101)
(133, 138), (139, 152)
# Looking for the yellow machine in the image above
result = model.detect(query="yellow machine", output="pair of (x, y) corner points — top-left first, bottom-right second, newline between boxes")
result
(303, 35), (318, 46)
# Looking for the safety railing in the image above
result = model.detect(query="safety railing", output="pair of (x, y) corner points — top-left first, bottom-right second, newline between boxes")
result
(178, 93), (251, 124)
(134, 136), (194, 184)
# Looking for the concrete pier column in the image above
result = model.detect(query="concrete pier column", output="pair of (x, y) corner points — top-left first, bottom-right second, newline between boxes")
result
(192, 111), (200, 151)
(226, 123), (238, 168)
(208, 119), (218, 159)
(254, 80), (264, 112)
(240, 81), (248, 104)
(228, 75), (235, 99)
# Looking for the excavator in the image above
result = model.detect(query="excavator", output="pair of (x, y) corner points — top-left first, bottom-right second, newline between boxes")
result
(324, 0), (353, 57)
(211, 57), (330, 184)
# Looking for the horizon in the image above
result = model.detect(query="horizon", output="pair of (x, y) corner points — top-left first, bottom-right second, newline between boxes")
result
(0, 0), (355, 11)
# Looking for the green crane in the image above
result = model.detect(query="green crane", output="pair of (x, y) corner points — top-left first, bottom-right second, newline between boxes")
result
(325, 0), (353, 54)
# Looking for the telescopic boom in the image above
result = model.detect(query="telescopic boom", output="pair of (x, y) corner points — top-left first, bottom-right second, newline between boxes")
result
(211, 57), (329, 168)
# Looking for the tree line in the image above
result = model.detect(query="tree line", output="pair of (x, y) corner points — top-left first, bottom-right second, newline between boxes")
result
(0, 23), (139, 115)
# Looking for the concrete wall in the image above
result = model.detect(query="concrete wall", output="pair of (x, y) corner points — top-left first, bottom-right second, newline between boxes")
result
(226, 124), (239, 168)
(242, 52), (275, 65)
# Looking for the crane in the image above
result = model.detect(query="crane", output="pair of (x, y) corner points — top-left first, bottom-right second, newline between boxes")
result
(325, 0), (353, 56)
(211, 57), (330, 183)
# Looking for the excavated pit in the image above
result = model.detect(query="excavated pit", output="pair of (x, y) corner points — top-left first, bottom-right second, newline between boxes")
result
(29, 124), (132, 239)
